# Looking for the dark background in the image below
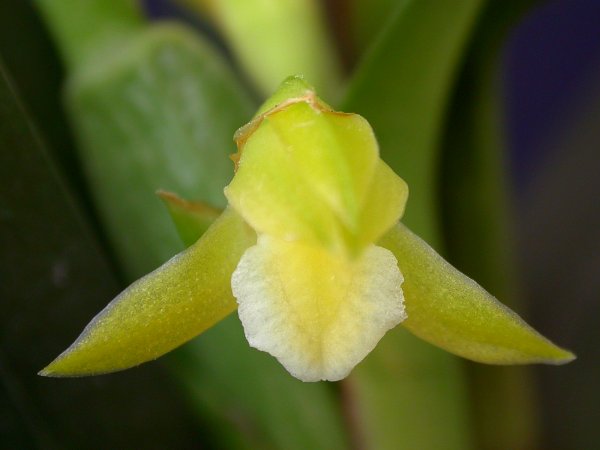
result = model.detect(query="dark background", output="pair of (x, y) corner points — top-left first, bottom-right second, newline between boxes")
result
(505, 1), (600, 448)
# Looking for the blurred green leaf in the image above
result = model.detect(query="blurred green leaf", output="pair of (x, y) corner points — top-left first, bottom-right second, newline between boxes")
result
(35, 3), (349, 447)
(65, 23), (249, 278)
(344, 0), (484, 245)
(440, 0), (533, 319)
(350, 0), (404, 55)
(341, 1), (486, 448)
(0, 60), (202, 450)
(440, 2), (544, 449)
(37, 0), (145, 72)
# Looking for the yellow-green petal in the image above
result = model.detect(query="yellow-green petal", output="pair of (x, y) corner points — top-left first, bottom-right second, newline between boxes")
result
(356, 161), (408, 251)
(40, 208), (256, 377)
(379, 223), (575, 365)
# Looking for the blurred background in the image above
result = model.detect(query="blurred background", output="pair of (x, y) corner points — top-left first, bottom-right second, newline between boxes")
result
(505, 1), (600, 448)
(1, 0), (598, 449)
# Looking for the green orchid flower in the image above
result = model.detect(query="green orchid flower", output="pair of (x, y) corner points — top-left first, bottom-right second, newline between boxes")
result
(40, 76), (574, 382)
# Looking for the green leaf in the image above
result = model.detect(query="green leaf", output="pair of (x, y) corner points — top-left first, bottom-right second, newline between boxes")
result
(440, 0), (536, 316)
(349, 0), (401, 55)
(439, 2), (544, 449)
(380, 223), (575, 364)
(40, 208), (255, 376)
(158, 190), (222, 247)
(0, 60), (201, 449)
(64, 23), (252, 278)
(36, 0), (145, 71)
(343, 0), (484, 245)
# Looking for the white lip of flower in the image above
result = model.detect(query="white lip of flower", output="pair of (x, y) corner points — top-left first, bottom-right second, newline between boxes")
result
(231, 235), (406, 382)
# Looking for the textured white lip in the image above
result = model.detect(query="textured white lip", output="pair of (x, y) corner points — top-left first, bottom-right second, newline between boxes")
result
(231, 235), (406, 382)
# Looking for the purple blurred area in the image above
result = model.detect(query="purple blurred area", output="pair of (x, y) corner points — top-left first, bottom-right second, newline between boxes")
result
(504, 0), (600, 189)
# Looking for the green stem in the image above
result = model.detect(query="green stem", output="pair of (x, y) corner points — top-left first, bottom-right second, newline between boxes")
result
(36, 0), (145, 71)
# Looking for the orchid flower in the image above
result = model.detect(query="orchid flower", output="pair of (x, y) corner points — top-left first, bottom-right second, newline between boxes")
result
(40, 76), (574, 382)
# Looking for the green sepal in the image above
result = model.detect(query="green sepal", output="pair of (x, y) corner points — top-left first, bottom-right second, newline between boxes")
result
(40, 208), (256, 376)
(158, 190), (222, 247)
(380, 223), (575, 365)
